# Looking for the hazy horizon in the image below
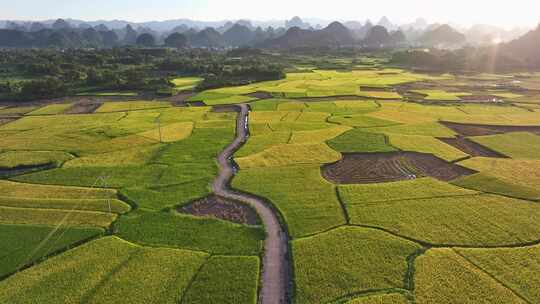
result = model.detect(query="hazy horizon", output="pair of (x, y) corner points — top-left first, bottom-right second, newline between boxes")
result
(2, 0), (539, 29)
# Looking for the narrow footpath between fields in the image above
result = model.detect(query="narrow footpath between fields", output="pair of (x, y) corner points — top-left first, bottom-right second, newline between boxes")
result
(212, 104), (290, 304)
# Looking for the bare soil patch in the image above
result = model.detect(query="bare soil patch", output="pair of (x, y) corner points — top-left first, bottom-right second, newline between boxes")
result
(438, 136), (507, 158)
(179, 194), (260, 225)
(167, 92), (196, 106)
(246, 91), (273, 99)
(211, 105), (241, 113)
(0, 163), (56, 178)
(0, 118), (16, 126)
(322, 152), (475, 184)
(441, 121), (540, 137)
(359, 86), (393, 92)
(459, 95), (503, 103)
(189, 101), (206, 107)
(63, 101), (102, 114)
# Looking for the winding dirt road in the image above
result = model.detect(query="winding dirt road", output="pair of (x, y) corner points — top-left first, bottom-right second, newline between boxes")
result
(212, 104), (290, 304)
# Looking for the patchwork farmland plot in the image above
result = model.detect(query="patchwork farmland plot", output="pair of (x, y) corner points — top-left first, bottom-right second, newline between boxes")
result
(201, 69), (441, 99)
(116, 211), (264, 255)
(170, 76), (203, 92)
(182, 256), (260, 304)
(63, 144), (164, 168)
(0, 151), (74, 168)
(454, 157), (540, 200)
(292, 227), (420, 304)
(289, 125), (351, 144)
(11, 108), (235, 211)
(328, 113), (398, 128)
(27, 103), (74, 115)
(0, 224), (103, 278)
(0, 206), (117, 227)
(236, 143), (341, 169)
(414, 249), (529, 304)
(1, 64), (540, 304)
(0, 100), (268, 302)
(327, 128), (397, 153)
(346, 194), (540, 246)
(470, 132), (540, 159)
(0, 180), (130, 213)
(84, 246), (208, 304)
(95, 101), (171, 113)
(233, 164), (345, 237)
(365, 122), (457, 137)
(338, 177), (478, 204)
(227, 91), (540, 302)
(388, 134), (469, 161)
(0, 237), (209, 304)
(454, 245), (540, 303)
(0, 106), (38, 116)
(409, 89), (472, 101)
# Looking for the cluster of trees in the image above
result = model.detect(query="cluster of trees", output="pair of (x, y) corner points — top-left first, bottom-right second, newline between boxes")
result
(159, 49), (285, 89)
(0, 48), (285, 100)
(1, 76), (67, 100)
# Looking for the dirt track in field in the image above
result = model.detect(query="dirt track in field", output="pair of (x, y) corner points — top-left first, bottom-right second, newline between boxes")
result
(0, 118), (16, 126)
(213, 104), (290, 304)
(441, 121), (540, 137)
(178, 194), (259, 225)
(322, 152), (475, 184)
(63, 101), (102, 114)
(438, 136), (507, 158)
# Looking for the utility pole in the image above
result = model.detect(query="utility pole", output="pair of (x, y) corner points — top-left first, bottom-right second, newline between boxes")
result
(96, 175), (111, 214)
(156, 116), (163, 143)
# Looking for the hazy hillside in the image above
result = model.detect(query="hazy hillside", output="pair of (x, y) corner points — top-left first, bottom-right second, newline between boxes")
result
(262, 22), (354, 49)
(0, 17), (535, 52)
(501, 24), (540, 66)
(418, 24), (466, 48)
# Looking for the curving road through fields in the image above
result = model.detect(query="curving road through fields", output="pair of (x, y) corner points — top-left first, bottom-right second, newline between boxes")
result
(212, 104), (290, 304)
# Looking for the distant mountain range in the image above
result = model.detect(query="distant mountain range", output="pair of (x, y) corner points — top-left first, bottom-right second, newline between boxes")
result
(0, 16), (534, 49)
(499, 24), (540, 67)
(0, 16), (530, 39)
(262, 22), (355, 49)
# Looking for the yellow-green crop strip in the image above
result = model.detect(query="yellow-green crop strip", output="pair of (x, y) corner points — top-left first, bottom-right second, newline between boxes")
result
(1, 65), (540, 303)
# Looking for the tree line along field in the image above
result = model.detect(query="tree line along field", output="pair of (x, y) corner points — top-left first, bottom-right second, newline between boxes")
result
(0, 65), (540, 303)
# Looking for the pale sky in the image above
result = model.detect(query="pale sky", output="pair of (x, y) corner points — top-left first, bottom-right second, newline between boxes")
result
(2, 0), (539, 28)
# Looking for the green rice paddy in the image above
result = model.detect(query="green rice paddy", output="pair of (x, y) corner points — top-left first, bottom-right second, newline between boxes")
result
(1, 64), (540, 303)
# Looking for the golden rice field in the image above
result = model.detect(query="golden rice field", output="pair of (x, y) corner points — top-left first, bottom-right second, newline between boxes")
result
(1, 65), (540, 303)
